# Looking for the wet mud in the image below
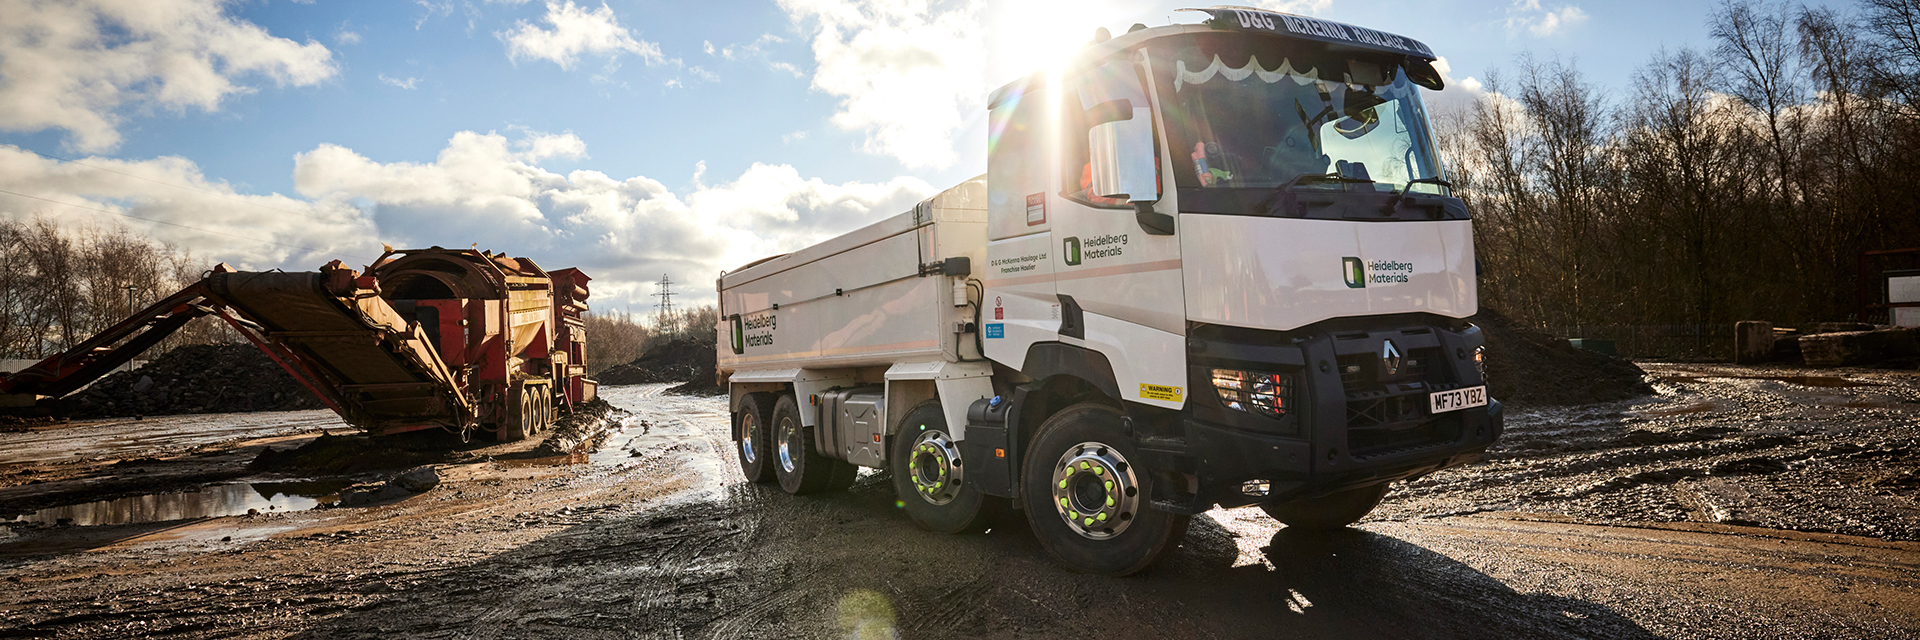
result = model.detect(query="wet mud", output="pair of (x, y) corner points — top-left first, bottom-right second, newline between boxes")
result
(1380, 363), (1920, 541)
(0, 377), (1914, 639)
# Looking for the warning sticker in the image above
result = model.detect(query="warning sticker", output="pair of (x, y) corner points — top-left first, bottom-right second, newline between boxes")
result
(1138, 383), (1184, 402)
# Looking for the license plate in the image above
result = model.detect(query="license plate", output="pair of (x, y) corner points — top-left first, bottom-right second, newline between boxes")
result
(1429, 385), (1488, 414)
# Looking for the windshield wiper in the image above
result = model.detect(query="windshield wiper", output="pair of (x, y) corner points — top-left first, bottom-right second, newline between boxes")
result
(1258, 172), (1375, 214)
(1383, 176), (1455, 215)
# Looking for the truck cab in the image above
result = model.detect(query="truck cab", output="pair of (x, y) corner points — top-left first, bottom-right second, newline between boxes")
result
(973, 8), (1499, 568)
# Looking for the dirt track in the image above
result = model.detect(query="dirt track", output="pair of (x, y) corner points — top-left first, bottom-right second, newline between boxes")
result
(0, 374), (1917, 639)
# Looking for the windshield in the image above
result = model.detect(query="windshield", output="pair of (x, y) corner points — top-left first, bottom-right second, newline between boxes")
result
(1148, 34), (1445, 195)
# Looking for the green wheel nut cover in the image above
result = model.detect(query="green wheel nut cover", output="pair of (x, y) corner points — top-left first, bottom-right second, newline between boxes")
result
(1058, 479), (1067, 488)
(1105, 497), (1115, 507)
(1097, 513), (1108, 521)
(1059, 497), (1070, 508)
(1094, 466), (1104, 476)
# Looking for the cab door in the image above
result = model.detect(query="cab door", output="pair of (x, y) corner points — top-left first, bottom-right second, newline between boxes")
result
(1050, 55), (1189, 409)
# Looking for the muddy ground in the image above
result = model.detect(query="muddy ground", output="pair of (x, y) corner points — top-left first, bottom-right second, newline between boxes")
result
(0, 369), (1915, 639)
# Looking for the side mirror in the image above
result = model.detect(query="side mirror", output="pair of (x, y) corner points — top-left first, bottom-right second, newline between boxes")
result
(1087, 100), (1159, 204)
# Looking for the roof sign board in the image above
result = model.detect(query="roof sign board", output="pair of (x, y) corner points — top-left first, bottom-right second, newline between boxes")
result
(1180, 6), (1436, 60)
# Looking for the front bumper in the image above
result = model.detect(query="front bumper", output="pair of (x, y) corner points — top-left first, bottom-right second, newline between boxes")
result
(1144, 316), (1503, 512)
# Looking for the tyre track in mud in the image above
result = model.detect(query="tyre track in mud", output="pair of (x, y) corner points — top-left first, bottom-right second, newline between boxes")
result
(4, 375), (1920, 638)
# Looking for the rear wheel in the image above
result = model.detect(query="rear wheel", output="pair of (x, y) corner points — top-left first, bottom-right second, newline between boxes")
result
(735, 394), (775, 483)
(1021, 402), (1181, 576)
(890, 401), (1000, 533)
(771, 394), (837, 495)
(1260, 483), (1390, 530)
(496, 386), (530, 442)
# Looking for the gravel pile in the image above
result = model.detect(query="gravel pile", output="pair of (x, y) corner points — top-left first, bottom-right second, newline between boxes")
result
(1475, 308), (1656, 407)
(56, 344), (326, 418)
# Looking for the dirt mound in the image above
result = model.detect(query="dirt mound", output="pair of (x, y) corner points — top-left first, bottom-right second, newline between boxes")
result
(596, 336), (715, 390)
(249, 433), (446, 475)
(1475, 308), (1655, 407)
(55, 344), (327, 418)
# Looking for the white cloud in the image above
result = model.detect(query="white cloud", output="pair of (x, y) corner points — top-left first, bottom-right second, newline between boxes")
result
(779, 0), (986, 169)
(499, 1), (664, 70)
(1506, 0), (1587, 38)
(1422, 57), (1495, 120)
(335, 24), (363, 46)
(4, 126), (939, 312)
(0, 0), (337, 153)
(783, 130), (810, 144)
(291, 130), (935, 308)
(1251, 1), (1331, 14)
(380, 74), (422, 90)
(0, 144), (374, 268)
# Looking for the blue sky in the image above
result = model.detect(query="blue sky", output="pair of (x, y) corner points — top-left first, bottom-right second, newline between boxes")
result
(0, 0), (1847, 312)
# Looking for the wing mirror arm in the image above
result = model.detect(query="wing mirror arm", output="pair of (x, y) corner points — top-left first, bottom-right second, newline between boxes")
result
(1134, 202), (1174, 235)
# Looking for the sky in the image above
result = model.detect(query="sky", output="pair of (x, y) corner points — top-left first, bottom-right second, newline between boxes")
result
(0, 0), (1847, 314)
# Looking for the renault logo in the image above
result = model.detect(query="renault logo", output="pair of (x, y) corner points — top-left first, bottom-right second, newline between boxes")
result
(1381, 339), (1404, 376)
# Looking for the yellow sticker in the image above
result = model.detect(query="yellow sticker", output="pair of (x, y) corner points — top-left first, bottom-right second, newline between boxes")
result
(1138, 383), (1184, 402)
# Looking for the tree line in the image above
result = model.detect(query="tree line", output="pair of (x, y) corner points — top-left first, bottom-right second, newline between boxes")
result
(0, 215), (720, 374)
(0, 217), (230, 360)
(1440, 0), (1920, 356)
(582, 305), (718, 374)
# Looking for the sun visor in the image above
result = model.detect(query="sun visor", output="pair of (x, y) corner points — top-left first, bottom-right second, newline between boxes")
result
(1179, 7), (1437, 61)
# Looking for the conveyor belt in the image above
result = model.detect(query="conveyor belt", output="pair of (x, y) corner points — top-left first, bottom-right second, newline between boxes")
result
(208, 271), (471, 430)
(0, 266), (473, 433)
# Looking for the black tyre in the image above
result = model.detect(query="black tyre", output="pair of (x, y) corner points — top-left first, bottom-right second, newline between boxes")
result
(735, 393), (775, 484)
(1260, 483), (1390, 530)
(496, 386), (530, 442)
(1021, 402), (1181, 576)
(771, 394), (836, 495)
(890, 401), (1002, 534)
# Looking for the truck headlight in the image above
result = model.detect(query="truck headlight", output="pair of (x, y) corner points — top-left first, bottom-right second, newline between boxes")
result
(1211, 369), (1291, 418)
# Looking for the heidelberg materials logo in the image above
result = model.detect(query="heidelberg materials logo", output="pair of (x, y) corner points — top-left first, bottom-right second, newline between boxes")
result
(1063, 237), (1082, 266)
(1343, 257), (1413, 288)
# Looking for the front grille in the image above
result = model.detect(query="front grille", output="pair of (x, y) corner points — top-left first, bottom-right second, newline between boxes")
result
(1338, 339), (1456, 458)
(1338, 347), (1444, 388)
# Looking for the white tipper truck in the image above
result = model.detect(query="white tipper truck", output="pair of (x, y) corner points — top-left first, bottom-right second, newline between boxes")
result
(715, 7), (1502, 575)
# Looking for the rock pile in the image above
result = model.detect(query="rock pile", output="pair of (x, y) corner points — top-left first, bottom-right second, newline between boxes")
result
(57, 344), (326, 418)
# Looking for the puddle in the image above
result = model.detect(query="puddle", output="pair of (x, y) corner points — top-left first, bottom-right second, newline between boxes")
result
(10, 480), (349, 527)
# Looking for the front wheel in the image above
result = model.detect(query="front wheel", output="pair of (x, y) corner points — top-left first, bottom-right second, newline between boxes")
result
(890, 401), (1001, 533)
(1021, 402), (1182, 576)
(1260, 483), (1389, 530)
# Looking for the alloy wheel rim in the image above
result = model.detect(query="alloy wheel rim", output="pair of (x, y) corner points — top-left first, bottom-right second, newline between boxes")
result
(777, 420), (797, 473)
(740, 416), (758, 463)
(907, 428), (964, 505)
(1050, 441), (1141, 539)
